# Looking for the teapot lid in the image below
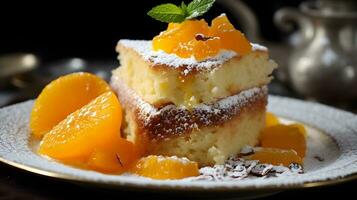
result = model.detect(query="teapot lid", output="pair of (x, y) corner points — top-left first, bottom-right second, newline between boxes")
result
(301, 0), (357, 19)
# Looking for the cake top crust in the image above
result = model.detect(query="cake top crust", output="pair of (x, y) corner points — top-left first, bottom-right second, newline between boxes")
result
(117, 40), (268, 76)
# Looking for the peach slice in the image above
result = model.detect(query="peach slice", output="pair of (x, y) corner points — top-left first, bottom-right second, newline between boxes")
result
(210, 14), (252, 55)
(153, 15), (251, 60)
(131, 155), (199, 180)
(38, 91), (122, 159)
(260, 124), (307, 158)
(265, 112), (280, 127)
(30, 72), (110, 138)
(248, 148), (303, 166)
(87, 138), (140, 174)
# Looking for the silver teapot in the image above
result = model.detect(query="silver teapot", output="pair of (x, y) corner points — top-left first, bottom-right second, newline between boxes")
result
(275, 0), (357, 101)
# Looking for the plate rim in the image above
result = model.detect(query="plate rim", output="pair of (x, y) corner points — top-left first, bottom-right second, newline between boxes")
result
(1, 155), (357, 192)
(0, 96), (357, 192)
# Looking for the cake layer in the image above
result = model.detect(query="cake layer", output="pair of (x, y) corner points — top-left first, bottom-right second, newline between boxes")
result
(111, 78), (267, 166)
(147, 109), (265, 166)
(115, 40), (276, 108)
(111, 76), (267, 140)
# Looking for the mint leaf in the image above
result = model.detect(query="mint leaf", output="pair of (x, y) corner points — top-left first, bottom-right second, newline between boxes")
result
(181, 1), (188, 16)
(147, 0), (216, 23)
(147, 4), (185, 23)
(186, 0), (215, 19)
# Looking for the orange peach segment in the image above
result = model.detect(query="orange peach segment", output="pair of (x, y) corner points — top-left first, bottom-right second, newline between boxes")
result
(87, 138), (140, 174)
(210, 14), (252, 56)
(210, 14), (235, 32)
(153, 19), (209, 54)
(30, 72), (111, 138)
(38, 91), (122, 159)
(131, 155), (199, 180)
(289, 124), (307, 137)
(265, 112), (280, 127)
(248, 148), (303, 166)
(153, 15), (251, 60)
(260, 124), (307, 158)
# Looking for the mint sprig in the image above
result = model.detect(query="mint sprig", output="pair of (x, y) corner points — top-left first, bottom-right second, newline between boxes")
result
(181, 2), (188, 16)
(186, 0), (215, 19)
(148, 0), (215, 23)
(147, 4), (185, 23)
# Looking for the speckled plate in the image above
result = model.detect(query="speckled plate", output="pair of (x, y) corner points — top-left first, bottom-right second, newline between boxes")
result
(0, 96), (357, 199)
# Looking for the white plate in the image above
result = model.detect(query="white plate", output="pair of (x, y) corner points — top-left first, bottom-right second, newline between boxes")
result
(0, 96), (357, 198)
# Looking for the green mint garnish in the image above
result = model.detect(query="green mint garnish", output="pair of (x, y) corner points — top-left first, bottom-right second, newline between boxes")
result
(181, 1), (188, 16)
(147, 0), (215, 23)
(186, 0), (215, 19)
(147, 4), (185, 23)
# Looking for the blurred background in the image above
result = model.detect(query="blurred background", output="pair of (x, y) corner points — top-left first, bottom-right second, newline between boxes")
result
(1, 0), (357, 113)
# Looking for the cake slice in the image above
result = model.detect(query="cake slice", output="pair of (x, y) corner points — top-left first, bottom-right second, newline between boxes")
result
(111, 42), (276, 166)
(111, 14), (277, 166)
(114, 40), (276, 109)
(111, 76), (267, 166)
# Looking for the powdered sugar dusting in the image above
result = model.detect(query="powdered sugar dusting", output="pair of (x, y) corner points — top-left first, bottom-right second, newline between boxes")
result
(155, 155), (192, 165)
(118, 40), (267, 75)
(251, 43), (268, 51)
(214, 87), (263, 109)
(111, 76), (265, 121)
(110, 76), (157, 118)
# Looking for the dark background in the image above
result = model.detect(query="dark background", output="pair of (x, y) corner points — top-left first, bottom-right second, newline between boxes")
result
(0, 0), (301, 62)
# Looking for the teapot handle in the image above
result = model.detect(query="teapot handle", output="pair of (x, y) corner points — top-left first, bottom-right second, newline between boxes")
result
(274, 7), (314, 46)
